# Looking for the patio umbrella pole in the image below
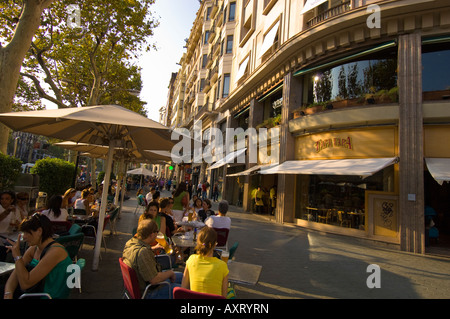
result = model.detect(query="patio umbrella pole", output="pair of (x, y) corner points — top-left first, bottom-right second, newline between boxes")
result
(92, 138), (116, 271)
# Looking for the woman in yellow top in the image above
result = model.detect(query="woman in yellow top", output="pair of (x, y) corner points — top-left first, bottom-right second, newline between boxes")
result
(181, 227), (229, 297)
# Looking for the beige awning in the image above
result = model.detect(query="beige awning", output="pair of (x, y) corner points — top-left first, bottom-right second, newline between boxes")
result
(258, 21), (280, 59)
(207, 148), (247, 170)
(425, 158), (450, 185)
(226, 164), (277, 177)
(300, 0), (328, 14)
(260, 157), (398, 178)
(235, 56), (250, 83)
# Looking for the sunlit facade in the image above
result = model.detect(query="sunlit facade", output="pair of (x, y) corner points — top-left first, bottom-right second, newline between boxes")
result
(166, 0), (450, 254)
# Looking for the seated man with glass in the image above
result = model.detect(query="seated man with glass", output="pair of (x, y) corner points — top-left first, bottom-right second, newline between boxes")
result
(122, 219), (182, 299)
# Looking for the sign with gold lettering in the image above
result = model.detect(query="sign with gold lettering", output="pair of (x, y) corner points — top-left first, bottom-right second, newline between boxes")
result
(315, 137), (353, 153)
(295, 127), (397, 160)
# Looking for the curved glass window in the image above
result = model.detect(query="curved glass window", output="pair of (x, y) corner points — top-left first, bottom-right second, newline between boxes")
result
(422, 41), (450, 101)
(301, 48), (398, 111)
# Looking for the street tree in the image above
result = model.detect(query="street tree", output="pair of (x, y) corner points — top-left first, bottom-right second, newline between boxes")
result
(0, 0), (159, 153)
(0, 0), (56, 153)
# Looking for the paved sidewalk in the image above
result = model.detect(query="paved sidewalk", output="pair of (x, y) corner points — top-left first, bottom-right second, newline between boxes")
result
(70, 191), (450, 299)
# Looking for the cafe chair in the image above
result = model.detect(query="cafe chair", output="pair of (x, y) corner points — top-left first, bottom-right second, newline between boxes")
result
(172, 287), (225, 299)
(338, 211), (351, 228)
(69, 223), (82, 235)
(108, 207), (120, 235)
(134, 196), (146, 214)
(119, 257), (171, 299)
(81, 215), (110, 258)
(19, 293), (52, 299)
(55, 232), (85, 262)
(73, 208), (87, 215)
(51, 221), (73, 235)
(229, 241), (239, 260)
(156, 254), (173, 271)
(214, 228), (229, 251)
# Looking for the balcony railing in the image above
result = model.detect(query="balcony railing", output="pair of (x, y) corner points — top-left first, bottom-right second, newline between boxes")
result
(306, 1), (351, 28)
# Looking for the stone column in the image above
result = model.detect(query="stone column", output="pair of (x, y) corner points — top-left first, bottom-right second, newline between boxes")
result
(276, 72), (302, 224)
(398, 33), (425, 254)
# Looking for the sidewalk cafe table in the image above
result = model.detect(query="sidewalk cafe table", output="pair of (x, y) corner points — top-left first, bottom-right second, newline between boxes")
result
(177, 220), (206, 229)
(227, 261), (262, 286)
(0, 262), (15, 277)
(0, 232), (20, 243)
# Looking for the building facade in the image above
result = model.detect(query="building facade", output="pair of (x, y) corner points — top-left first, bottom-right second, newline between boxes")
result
(166, 0), (450, 254)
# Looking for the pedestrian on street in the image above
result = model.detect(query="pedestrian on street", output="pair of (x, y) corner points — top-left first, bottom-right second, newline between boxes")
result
(255, 186), (265, 214)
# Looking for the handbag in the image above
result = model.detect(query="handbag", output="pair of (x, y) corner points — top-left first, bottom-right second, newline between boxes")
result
(22, 241), (57, 294)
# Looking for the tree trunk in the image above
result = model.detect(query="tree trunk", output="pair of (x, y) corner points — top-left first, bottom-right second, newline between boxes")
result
(0, 0), (55, 154)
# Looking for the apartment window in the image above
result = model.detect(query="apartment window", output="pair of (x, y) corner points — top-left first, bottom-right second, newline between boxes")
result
(206, 6), (212, 21)
(199, 78), (205, 92)
(202, 54), (208, 68)
(226, 35), (233, 54)
(216, 79), (221, 101)
(229, 2), (236, 21)
(223, 74), (230, 98)
(204, 31), (210, 44)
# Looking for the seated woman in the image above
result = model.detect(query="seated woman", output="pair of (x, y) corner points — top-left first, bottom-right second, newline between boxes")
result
(197, 199), (215, 223)
(181, 227), (229, 297)
(3, 213), (73, 299)
(61, 188), (76, 211)
(192, 198), (203, 215)
(136, 188), (147, 206)
(41, 195), (69, 222)
(159, 198), (183, 237)
(73, 189), (93, 216)
(139, 201), (167, 241)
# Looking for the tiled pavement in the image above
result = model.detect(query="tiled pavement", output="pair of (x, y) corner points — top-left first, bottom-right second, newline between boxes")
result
(70, 190), (450, 299)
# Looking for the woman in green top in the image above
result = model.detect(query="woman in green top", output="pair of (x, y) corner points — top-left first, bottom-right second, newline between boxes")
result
(172, 183), (189, 223)
(4, 213), (72, 299)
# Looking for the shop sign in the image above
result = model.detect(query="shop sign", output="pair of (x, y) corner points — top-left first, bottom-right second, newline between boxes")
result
(314, 136), (353, 153)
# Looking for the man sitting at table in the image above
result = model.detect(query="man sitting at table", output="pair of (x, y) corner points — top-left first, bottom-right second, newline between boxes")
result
(122, 219), (182, 299)
(204, 200), (231, 230)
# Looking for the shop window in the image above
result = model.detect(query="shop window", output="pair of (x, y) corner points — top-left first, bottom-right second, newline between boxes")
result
(301, 47), (398, 113)
(294, 165), (395, 230)
(260, 91), (282, 128)
(422, 41), (450, 101)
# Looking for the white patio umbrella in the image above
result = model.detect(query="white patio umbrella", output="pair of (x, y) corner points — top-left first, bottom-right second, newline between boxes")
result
(127, 166), (157, 188)
(0, 105), (179, 271)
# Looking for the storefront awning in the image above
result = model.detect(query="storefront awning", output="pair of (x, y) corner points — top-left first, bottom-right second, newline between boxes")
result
(425, 158), (450, 185)
(226, 164), (277, 177)
(260, 157), (398, 178)
(300, 0), (328, 14)
(207, 148), (247, 170)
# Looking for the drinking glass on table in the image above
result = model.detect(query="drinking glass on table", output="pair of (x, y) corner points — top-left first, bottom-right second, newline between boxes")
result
(221, 250), (229, 263)
(156, 232), (173, 254)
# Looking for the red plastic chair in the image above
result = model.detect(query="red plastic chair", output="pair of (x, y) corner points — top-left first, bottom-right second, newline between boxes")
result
(51, 221), (73, 235)
(118, 257), (170, 299)
(213, 228), (229, 251)
(172, 287), (226, 299)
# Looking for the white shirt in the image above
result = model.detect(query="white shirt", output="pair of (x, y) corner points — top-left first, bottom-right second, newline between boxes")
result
(41, 208), (69, 222)
(205, 215), (231, 229)
(0, 206), (21, 233)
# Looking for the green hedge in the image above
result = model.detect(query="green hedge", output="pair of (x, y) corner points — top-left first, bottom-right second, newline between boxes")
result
(0, 153), (22, 191)
(31, 158), (75, 197)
